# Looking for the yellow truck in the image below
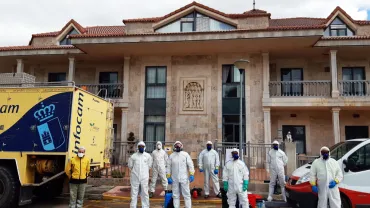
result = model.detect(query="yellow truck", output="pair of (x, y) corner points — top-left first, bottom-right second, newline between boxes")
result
(0, 84), (114, 207)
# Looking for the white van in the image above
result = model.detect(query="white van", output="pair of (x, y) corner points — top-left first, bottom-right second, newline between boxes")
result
(285, 139), (370, 208)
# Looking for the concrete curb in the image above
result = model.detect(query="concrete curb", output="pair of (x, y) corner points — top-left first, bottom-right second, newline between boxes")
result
(102, 194), (222, 204)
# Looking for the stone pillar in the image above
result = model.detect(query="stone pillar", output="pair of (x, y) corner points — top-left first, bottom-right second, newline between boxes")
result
(119, 108), (128, 164)
(123, 57), (130, 98)
(332, 107), (341, 144)
(16, 59), (24, 73)
(68, 57), (75, 84)
(262, 53), (270, 98)
(285, 142), (297, 175)
(263, 107), (271, 144)
(330, 50), (339, 98)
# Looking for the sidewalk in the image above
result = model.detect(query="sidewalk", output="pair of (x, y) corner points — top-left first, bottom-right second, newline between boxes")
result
(103, 186), (223, 204)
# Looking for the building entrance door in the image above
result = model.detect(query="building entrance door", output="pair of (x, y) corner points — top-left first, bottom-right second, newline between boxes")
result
(282, 125), (306, 154)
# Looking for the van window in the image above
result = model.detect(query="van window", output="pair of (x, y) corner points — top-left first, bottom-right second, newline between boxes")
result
(330, 141), (362, 160)
(347, 144), (370, 172)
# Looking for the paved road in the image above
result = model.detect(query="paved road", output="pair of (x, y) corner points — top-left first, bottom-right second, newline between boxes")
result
(23, 197), (222, 208)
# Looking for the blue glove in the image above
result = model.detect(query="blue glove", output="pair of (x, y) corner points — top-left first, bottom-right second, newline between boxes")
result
(199, 169), (204, 172)
(189, 175), (194, 183)
(243, 180), (249, 191)
(167, 177), (173, 185)
(312, 186), (318, 194)
(214, 169), (219, 174)
(223, 181), (228, 192)
(329, 180), (337, 189)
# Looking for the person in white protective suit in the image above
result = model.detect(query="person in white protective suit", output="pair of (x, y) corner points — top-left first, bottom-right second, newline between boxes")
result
(166, 141), (195, 208)
(222, 148), (250, 208)
(198, 141), (222, 198)
(128, 141), (153, 208)
(149, 141), (168, 198)
(267, 140), (288, 202)
(310, 146), (343, 208)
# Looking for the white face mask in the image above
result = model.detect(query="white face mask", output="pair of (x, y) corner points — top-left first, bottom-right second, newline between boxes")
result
(77, 153), (84, 158)
(157, 145), (161, 150)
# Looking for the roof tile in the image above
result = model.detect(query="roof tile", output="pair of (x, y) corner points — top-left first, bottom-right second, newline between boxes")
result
(320, 36), (370, 40)
(0, 45), (76, 52)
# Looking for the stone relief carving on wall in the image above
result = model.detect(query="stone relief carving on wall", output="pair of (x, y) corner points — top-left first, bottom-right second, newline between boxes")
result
(183, 81), (204, 111)
(179, 78), (207, 114)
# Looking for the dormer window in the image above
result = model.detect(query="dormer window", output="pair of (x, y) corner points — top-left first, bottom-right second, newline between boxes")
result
(156, 11), (236, 33)
(324, 17), (354, 37)
(60, 28), (79, 45)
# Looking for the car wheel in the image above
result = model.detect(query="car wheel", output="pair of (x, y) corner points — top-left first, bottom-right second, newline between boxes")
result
(327, 195), (350, 208)
(287, 198), (298, 208)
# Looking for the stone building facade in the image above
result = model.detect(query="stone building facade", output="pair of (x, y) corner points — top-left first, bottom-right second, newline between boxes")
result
(1, 2), (370, 155)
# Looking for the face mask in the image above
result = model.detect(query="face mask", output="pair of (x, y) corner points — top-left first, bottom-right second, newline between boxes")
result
(157, 145), (161, 150)
(322, 153), (329, 160)
(232, 154), (239, 160)
(175, 147), (181, 152)
(207, 145), (212, 151)
(77, 153), (84, 158)
(138, 147), (144, 153)
(273, 145), (278, 150)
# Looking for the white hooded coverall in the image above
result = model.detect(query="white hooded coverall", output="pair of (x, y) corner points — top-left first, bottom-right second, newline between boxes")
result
(310, 147), (343, 208)
(267, 148), (288, 200)
(149, 141), (168, 192)
(222, 159), (250, 208)
(198, 148), (220, 195)
(167, 151), (195, 208)
(128, 142), (153, 208)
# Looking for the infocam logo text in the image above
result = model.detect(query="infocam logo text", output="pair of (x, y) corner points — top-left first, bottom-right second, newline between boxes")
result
(0, 104), (19, 114)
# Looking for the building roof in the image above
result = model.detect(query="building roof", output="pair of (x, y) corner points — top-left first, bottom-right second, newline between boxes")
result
(0, 2), (370, 52)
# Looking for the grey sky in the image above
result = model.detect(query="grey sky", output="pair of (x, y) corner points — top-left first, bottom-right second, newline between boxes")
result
(1, 0), (369, 47)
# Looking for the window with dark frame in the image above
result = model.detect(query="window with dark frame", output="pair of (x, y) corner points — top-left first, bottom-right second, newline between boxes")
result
(342, 67), (366, 96)
(144, 67), (167, 149)
(222, 65), (244, 98)
(280, 68), (303, 96)
(222, 64), (246, 143)
(98, 72), (119, 98)
(60, 28), (79, 45)
(156, 11), (236, 33)
(327, 17), (353, 37)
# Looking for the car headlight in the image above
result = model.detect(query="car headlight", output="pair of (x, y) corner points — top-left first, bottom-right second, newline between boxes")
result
(296, 172), (310, 184)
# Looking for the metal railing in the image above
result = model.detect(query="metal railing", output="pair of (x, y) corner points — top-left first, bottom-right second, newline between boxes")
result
(269, 81), (331, 97)
(338, 80), (370, 96)
(296, 155), (318, 167)
(76, 83), (124, 99)
(214, 140), (279, 181)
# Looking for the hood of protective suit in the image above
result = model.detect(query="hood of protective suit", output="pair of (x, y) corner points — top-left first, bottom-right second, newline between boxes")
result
(206, 141), (212, 145)
(272, 140), (279, 145)
(137, 141), (146, 151)
(320, 146), (330, 159)
(156, 141), (162, 149)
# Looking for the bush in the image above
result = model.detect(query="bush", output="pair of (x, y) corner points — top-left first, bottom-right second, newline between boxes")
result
(112, 170), (125, 178)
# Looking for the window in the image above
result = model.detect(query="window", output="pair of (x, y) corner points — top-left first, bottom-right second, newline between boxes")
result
(342, 67), (365, 96)
(223, 115), (245, 143)
(324, 17), (354, 37)
(146, 67), (166, 99)
(347, 144), (370, 172)
(345, 126), (369, 140)
(281, 68), (303, 96)
(222, 65), (244, 98)
(156, 11), (236, 33)
(98, 72), (120, 98)
(59, 28), (79, 45)
(330, 141), (362, 161)
(48, 73), (66, 82)
(144, 116), (165, 152)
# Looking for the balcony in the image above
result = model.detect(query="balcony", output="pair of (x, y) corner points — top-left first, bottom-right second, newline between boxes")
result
(77, 83), (124, 99)
(269, 81), (331, 97)
(338, 80), (370, 97)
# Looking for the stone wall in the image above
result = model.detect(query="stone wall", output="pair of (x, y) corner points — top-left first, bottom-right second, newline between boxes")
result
(30, 37), (56, 47)
(237, 17), (269, 30)
(124, 22), (154, 34)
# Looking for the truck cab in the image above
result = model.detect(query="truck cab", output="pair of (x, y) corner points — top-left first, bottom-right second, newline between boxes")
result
(285, 139), (370, 208)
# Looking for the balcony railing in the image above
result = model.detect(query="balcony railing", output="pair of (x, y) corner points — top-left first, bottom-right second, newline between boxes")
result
(269, 81), (331, 97)
(77, 83), (124, 99)
(338, 80), (370, 96)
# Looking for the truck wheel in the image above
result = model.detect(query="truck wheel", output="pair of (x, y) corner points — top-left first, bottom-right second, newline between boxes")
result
(0, 166), (19, 208)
